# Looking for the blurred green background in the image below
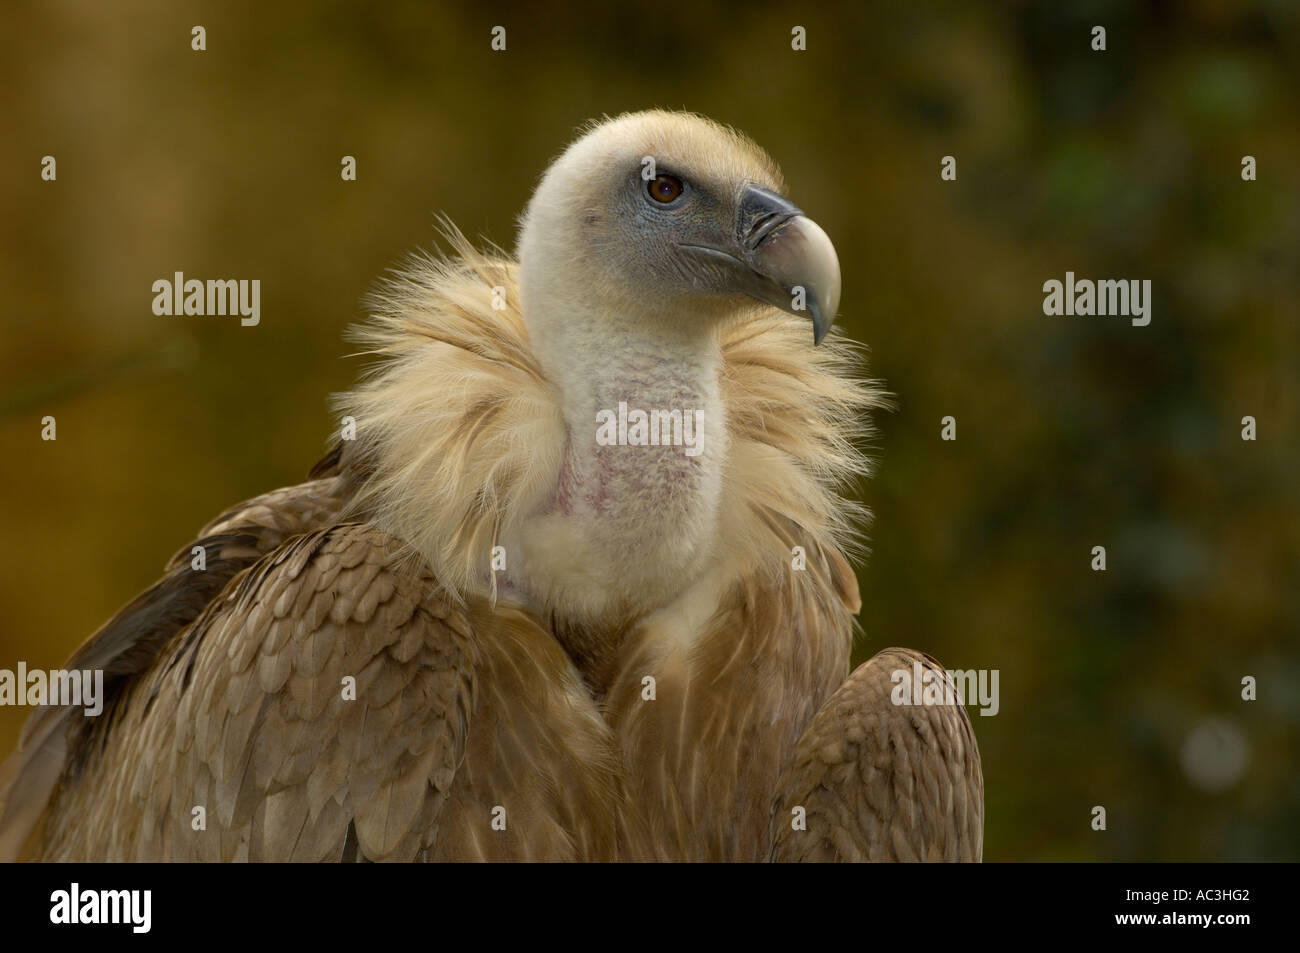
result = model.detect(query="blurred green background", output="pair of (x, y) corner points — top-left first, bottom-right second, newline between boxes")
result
(1, 0), (1296, 860)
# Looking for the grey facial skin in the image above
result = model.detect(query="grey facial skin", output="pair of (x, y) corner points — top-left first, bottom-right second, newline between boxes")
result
(678, 184), (842, 345)
(586, 166), (843, 344)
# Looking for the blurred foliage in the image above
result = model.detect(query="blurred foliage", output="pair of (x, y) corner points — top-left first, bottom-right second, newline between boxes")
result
(0, 0), (1296, 860)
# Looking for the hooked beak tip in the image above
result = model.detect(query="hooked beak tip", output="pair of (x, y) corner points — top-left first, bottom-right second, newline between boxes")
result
(763, 214), (840, 345)
(810, 302), (832, 345)
(736, 187), (841, 345)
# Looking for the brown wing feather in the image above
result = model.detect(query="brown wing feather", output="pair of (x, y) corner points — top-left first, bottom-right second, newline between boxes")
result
(21, 520), (621, 861)
(0, 474), (349, 861)
(771, 647), (984, 862)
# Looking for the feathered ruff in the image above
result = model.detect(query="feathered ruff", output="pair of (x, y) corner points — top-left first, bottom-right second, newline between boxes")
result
(336, 222), (887, 609)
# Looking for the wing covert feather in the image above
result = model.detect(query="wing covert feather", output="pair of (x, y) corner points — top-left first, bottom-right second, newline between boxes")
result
(35, 524), (474, 861)
(0, 476), (348, 861)
(30, 521), (623, 861)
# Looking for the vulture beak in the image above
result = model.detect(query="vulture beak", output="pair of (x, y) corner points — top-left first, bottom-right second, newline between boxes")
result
(682, 185), (842, 345)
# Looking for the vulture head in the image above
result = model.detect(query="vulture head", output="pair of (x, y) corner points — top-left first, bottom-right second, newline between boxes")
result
(518, 110), (842, 359)
(500, 111), (849, 643)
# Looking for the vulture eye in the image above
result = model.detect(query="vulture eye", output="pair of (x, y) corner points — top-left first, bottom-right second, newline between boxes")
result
(647, 174), (684, 203)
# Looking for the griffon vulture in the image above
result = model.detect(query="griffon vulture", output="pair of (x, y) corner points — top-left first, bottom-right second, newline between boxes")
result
(0, 111), (982, 862)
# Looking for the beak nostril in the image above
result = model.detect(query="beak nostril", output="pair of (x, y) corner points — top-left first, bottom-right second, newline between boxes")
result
(745, 210), (797, 253)
(736, 185), (804, 247)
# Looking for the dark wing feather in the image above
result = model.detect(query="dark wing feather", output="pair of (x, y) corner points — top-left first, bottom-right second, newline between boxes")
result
(28, 523), (474, 860)
(11, 516), (621, 861)
(0, 475), (348, 860)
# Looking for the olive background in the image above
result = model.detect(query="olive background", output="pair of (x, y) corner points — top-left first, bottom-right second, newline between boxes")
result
(0, 0), (1296, 860)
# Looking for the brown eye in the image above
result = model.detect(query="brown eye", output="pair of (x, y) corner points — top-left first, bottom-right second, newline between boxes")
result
(648, 174), (683, 203)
